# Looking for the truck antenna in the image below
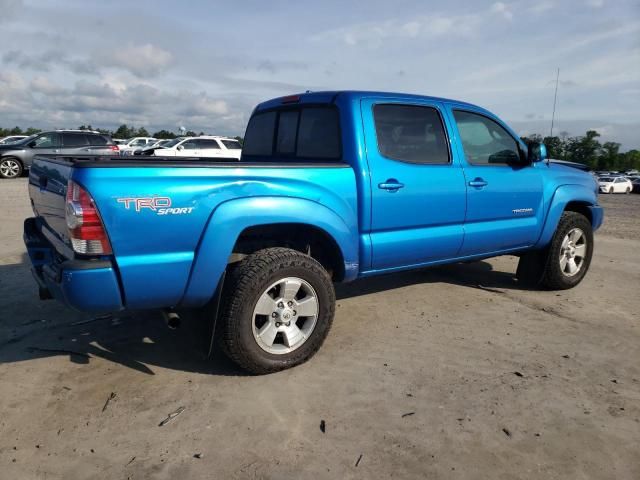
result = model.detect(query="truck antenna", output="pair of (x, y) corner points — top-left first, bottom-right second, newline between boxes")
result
(550, 67), (560, 138)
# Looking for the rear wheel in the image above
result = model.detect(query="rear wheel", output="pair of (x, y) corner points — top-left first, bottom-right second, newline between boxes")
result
(0, 157), (23, 179)
(540, 211), (593, 290)
(626, 187), (631, 194)
(218, 248), (335, 374)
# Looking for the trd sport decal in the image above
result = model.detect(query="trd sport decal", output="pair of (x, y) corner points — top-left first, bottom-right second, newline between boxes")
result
(116, 197), (194, 215)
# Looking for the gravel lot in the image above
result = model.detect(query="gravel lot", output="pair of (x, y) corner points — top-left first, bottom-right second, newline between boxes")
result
(1, 178), (638, 479)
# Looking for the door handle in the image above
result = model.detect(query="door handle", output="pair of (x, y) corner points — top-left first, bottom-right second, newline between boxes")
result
(378, 179), (405, 192)
(468, 178), (488, 188)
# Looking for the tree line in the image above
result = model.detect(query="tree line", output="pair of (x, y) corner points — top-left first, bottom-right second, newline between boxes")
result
(520, 130), (639, 172)
(2, 124), (636, 170)
(1, 125), (244, 144)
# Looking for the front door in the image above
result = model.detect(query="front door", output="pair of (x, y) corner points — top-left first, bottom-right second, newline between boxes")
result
(449, 108), (545, 255)
(362, 99), (467, 270)
(25, 132), (61, 165)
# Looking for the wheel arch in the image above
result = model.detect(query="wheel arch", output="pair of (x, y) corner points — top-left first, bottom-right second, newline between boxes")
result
(180, 196), (359, 307)
(535, 184), (601, 248)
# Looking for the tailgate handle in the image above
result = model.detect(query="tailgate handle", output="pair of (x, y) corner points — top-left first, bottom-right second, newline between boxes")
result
(39, 176), (48, 190)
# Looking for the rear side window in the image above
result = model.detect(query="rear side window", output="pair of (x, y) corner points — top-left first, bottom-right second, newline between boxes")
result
(221, 139), (241, 149)
(62, 133), (89, 147)
(198, 139), (220, 149)
(453, 110), (520, 165)
(373, 104), (449, 164)
(243, 106), (341, 160)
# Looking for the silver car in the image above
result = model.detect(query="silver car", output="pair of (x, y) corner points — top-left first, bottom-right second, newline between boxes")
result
(0, 130), (119, 179)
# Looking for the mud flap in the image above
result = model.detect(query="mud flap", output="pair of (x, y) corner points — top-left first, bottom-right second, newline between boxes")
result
(516, 248), (549, 288)
(206, 270), (226, 358)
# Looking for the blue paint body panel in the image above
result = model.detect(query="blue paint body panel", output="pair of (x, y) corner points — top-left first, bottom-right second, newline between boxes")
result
(24, 91), (603, 313)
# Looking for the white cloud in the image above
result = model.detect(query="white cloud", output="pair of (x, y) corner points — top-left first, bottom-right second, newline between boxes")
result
(491, 2), (514, 20)
(106, 44), (173, 78)
(529, 1), (555, 14)
(587, 0), (604, 7)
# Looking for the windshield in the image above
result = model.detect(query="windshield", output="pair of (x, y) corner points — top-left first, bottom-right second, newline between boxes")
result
(599, 177), (613, 182)
(8, 134), (37, 146)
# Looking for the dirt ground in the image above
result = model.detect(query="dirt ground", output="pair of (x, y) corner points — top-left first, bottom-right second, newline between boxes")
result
(1, 178), (638, 479)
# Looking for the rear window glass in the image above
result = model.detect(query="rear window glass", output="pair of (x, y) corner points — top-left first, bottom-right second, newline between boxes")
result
(243, 111), (277, 156)
(242, 106), (341, 160)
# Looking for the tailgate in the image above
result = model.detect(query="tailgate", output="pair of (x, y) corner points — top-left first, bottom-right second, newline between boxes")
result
(28, 156), (73, 253)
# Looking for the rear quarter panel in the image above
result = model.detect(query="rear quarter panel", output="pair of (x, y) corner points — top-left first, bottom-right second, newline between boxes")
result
(73, 164), (358, 309)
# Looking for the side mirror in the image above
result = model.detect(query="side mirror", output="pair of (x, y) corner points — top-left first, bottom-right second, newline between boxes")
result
(28, 141), (37, 148)
(528, 142), (547, 163)
(177, 145), (184, 151)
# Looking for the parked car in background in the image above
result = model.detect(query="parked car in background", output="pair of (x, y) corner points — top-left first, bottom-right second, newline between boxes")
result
(112, 139), (127, 146)
(598, 176), (633, 194)
(133, 139), (173, 155)
(0, 130), (118, 179)
(118, 137), (157, 155)
(628, 176), (640, 193)
(0, 135), (28, 145)
(149, 136), (242, 159)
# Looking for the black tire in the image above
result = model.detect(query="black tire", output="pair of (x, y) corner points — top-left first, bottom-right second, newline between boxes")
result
(0, 157), (23, 179)
(626, 187), (631, 194)
(217, 247), (335, 374)
(609, 187), (614, 194)
(539, 211), (593, 290)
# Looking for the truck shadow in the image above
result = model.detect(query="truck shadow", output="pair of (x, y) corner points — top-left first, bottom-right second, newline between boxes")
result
(1, 254), (528, 376)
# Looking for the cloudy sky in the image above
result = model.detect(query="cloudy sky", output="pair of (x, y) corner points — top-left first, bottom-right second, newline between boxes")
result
(1, 0), (639, 149)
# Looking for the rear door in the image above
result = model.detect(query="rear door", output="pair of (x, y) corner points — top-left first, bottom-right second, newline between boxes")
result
(61, 132), (90, 155)
(449, 108), (544, 255)
(362, 98), (467, 270)
(197, 138), (223, 158)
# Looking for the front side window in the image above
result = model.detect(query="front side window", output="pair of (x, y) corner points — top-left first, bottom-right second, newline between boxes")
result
(453, 110), (521, 165)
(181, 140), (198, 150)
(243, 107), (341, 160)
(373, 104), (449, 164)
(33, 133), (60, 148)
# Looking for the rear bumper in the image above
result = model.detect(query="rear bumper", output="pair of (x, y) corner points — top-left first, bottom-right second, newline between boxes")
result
(24, 217), (124, 313)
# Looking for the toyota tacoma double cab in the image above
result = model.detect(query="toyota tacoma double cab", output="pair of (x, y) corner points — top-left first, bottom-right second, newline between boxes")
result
(24, 91), (603, 374)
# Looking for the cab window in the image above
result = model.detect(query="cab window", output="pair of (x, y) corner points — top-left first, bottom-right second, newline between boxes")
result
(453, 110), (521, 165)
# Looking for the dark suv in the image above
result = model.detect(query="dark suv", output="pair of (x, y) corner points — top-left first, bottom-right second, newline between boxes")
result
(0, 130), (119, 179)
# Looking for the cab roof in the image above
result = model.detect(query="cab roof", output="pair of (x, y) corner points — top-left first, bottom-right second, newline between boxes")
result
(254, 90), (485, 113)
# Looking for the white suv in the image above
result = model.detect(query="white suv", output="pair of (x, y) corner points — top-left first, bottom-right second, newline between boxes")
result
(150, 136), (242, 160)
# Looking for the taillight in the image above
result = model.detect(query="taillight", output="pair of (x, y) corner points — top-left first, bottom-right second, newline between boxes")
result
(109, 145), (119, 151)
(65, 180), (112, 255)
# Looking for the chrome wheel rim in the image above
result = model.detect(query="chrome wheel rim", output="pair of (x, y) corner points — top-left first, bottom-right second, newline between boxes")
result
(252, 277), (319, 355)
(0, 159), (20, 178)
(559, 228), (587, 277)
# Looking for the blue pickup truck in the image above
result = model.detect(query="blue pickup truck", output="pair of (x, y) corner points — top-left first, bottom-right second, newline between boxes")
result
(24, 91), (603, 373)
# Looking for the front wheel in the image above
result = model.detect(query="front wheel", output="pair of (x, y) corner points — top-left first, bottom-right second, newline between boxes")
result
(626, 187), (631, 194)
(0, 158), (23, 179)
(609, 187), (614, 194)
(540, 211), (594, 290)
(217, 248), (335, 374)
